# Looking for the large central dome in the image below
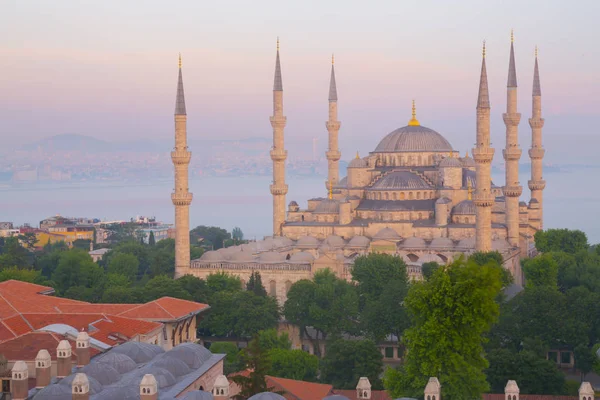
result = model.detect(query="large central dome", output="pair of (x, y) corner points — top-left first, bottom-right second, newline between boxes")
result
(374, 125), (453, 153)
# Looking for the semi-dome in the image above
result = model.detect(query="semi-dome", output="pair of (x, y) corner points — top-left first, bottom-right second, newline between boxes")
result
(373, 227), (401, 241)
(492, 239), (510, 251)
(289, 251), (315, 263)
(400, 237), (427, 249)
(453, 200), (476, 215)
(371, 171), (431, 190)
(439, 156), (462, 168)
(347, 235), (371, 248)
(348, 157), (368, 168)
(296, 236), (320, 249)
(199, 251), (222, 261)
(374, 125), (453, 153)
(259, 251), (286, 263)
(314, 199), (340, 214)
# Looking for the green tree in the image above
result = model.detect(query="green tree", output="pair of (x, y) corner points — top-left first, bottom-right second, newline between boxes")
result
(523, 253), (559, 289)
(177, 275), (209, 303)
(17, 232), (37, 249)
(190, 245), (204, 260)
(200, 291), (279, 338)
(486, 349), (565, 395)
(72, 239), (92, 251)
(351, 253), (407, 301)
(206, 272), (242, 294)
(190, 226), (231, 250)
(574, 344), (596, 381)
(210, 342), (242, 375)
(469, 250), (503, 266)
(283, 269), (359, 356)
(421, 262), (440, 280)
(107, 241), (150, 277)
(384, 257), (503, 400)
(51, 249), (105, 294)
(148, 231), (156, 246)
(139, 275), (192, 301)
(247, 271), (267, 297)
(101, 286), (140, 303)
(232, 227), (244, 243)
(268, 348), (319, 382)
(321, 339), (383, 389)
(105, 273), (131, 288)
(535, 229), (588, 254)
(107, 252), (139, 282)
(230, 337), (279, 399)
(0, 237), (31, 269)
(0, 266), (43, 283)
(256, 329), (291, 351)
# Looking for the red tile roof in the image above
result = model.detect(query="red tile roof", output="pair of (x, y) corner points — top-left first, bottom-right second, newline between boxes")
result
(3, 315), (32, 336)
(483, 395), (579, 400)
(0, 331), (101, 361)
(0, 322), (16, 342)
(118, 297), (209, 321)
(267, 376), (333, 400)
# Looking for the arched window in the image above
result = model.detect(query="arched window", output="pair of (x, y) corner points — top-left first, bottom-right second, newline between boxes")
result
(269, 280), (277, 297)
(424, 192), (429, 199)
(418, 212), (422, 219)
(392, 192), (397, 200)
(409, 192), (414, 200)
(416, 192), (421, 199)
(384, 192), (389, 200)
(400, 192), (405, 200)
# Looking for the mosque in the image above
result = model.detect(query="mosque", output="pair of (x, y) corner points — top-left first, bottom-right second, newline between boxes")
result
(172, 35), (546, 303)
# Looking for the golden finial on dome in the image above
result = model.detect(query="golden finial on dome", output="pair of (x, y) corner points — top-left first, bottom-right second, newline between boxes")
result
(482, 40), (486, 58)
(408, 100), (420, 126)
(277, 37), (280, 51)
(178, 53), (182, 69)
(465, 150), (469, 158)
(328, 180), (333, 200)
(356, 151), (360, 159)
(467, 180), (473, 200)
(535, 45), (538, 58)
(511, 29), (514, 43)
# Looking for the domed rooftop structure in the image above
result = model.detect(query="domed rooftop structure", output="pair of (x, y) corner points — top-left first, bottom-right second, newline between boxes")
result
(259, 251), (286, 263)
(347, 235), (370, 248)
(110, 341), (164, 363)
(94, 385), (140, 400)
(153, 356), (191, 377)
(81, 362), (120, 385)
(436, 197), (452, 204)
(97, 352), (137, 374)
(296, 235), (320, 249)
(323, 396), (351, 400)
(400, 236), (427, 249)
(453, 200), (476, 215)
(181, 391), (215, 400)
(314, 199), (340, 214)
(324, 235), (345, 249)
(374, 124), (453, 153)
(461, 153), (476, 168)
(166, 343), (212, 369)
(273, 236), (293, 248)
(59, 374), (103, 395)
(348, 155), (368, 168)
(229, 251), (256, 263)
(418, 253), (444, 264)
(429, 237), (454, 248)
(143, 366), (176, 388)
(457, 237), (475, 249)
(33, 383), (73, 400)
(439, 156), (462, 168)
(248, 393), (287, 400)
(199, 251), (223, 262)
(373, 227), (401, 241)
(289, 251), (315, 263)
(371, 171), (431, 190)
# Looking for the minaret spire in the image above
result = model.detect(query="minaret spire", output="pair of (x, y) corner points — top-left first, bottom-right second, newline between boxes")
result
(472, 41), (495, 253)
(528, 47), (546, 230)
(325, 54), (341, 189)
(502, 31), (523, 252)
(171, 54), (193, 278)
(270, 39), (288, 236)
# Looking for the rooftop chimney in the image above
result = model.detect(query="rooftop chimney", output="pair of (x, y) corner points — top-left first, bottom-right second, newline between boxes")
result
(505, 380), (519, 400)
(35, 349), (52, 388)
(213, 374), (230, 400)
(11, 360), (29, 400)
(140, 374), (159, 400)
(72, 373), (90, 400)
(356, 377), (371, 399)
(424, 377), (441, 400)
(76, 330), (90, 367)
(57, 339), (72, 378)
(579, 381), (594, 400)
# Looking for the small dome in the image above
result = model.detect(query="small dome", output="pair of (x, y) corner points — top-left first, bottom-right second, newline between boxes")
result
(229, 251), (256, 263)
(59, 373), (102, 394)
(461, 155), (476, 168)
(348, 157), (368, 168)
(181, 391), (215, 400)
(429, 237), (454, 248)
(248, 393), (287, 400)
(505, 380), (519, 393)
(288, 201), (299, 207)
(436, 197), (452, 204)
(314, 199), (340, 214)
(94, 386), (139, 400)
(296, 236), (321, 249)
(153, 357), (191, 377)
(110, 341), (164, 363)
(357, 377), (371, 389)
(457, 237), (475, 249)
(400, 237), (427, 249)
(273, 236), (293, 248)
(439, 157), (462, 168)
(82, 362), (120, 385)
(97, 352), (137, 374)
(373, 228), (401, 241)
(33, 384), (73, 400)
(453, 200), (476, 215)
(144, 367), (176, 388)
(241, 242), (259, 252)
(347, 235), (370, 248)
(374, 125), (453, 153)
(166, 343), (212, 369)
(325, 235), (345, 249)
(258, 251), (286, 263)
(371, 171), (431, 190)
(289, 251), (315, 263)
(200, 251), (222, 261)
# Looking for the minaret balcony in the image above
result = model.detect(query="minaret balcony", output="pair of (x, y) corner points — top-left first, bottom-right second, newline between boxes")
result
(171, 150), (192, 164)
(270, 116), (287, 128)
(473, 192), (495, 207)
(502, 113), (521, 126)
(472, 148), (495, 163)
(270, 184), (288, 195)
(503, 185), (523, 197)
(528, 148), (545, 159)
(326, 121), (341, 130)
(502, 148), (522, 161)
(171, 192), (193, 206)
(326, 150), (341, 161)
(528, 118), (545, 129)
(528, 180), (546, 191)
(270, 149), (287, 161)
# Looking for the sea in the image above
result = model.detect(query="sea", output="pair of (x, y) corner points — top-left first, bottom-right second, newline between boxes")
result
(0, 168), (598, 244)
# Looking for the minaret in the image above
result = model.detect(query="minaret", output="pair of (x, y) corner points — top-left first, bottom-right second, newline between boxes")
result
(503, 30), (523, 249)
(171, 54), (193, 277)
(270, 38), (288, 236)
(472, 42), (495, 252)
(325, 54), (341, 189)
(528, 46), (545, 229)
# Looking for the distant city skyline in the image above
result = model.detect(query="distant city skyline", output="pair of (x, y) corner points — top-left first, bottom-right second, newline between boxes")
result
(1, 0), (599, 161)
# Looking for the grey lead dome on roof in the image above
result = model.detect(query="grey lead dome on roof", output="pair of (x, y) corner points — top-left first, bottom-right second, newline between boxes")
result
(374, 125), (453, 153)
(248, 393), (287, 400)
